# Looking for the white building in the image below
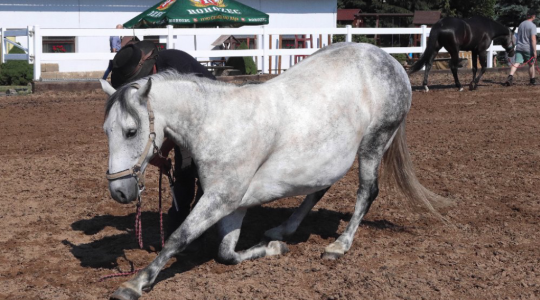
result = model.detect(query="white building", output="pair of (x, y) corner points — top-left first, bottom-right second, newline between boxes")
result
(0, 0), (337, 74)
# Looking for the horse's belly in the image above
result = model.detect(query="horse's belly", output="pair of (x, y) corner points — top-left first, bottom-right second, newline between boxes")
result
(240, 146), (357, 207)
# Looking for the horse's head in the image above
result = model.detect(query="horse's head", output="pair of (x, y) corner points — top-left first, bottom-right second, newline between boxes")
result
(100, 79), (162, 204)
(503, 28), (516, 58)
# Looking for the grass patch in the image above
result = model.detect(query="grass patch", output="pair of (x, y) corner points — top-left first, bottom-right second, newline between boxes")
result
(0, 85), (31, 94)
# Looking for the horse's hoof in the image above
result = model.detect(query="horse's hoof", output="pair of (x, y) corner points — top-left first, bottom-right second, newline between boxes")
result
(322, 241), (346, 260)
(458, 87), (464, 92)
(423, 86), (429, 92)
(110, 287), (142, 300)
(469, 82), (475, 91)
(266, 241), (289, 256)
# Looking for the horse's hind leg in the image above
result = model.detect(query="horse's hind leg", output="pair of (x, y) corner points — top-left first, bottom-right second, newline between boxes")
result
(422, 48), (440, 92)
(449, 49), (463, 91)
(217, 208), (289, 265)
(322, 132), (391, 260)
(265, 187), (330, 241)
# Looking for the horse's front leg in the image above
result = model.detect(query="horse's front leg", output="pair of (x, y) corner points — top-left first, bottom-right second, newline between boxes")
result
(110, 193), (237, 300)
(216, 208), (289, 265)
(470, 52), (487, 91)
(469, 51), (478, 90)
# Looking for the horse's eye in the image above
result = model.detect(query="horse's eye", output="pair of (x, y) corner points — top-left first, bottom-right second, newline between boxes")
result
(126, 129), (137, 138)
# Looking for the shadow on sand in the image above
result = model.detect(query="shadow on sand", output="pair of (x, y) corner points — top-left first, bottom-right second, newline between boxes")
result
(63, 205), (405, 284)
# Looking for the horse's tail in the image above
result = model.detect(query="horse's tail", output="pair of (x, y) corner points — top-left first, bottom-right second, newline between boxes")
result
(407, 26), (440, 74)
(381, 119), (453, 220)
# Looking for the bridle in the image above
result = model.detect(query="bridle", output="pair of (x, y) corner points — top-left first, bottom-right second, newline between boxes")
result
(503, 31), (516, 55)
(103, 89), (174, 254)
(503, 40), (515, 54)
(105, 88), (162, 195)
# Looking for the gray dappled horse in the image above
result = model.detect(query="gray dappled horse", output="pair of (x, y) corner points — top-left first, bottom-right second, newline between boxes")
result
(101, 42), (447, 300)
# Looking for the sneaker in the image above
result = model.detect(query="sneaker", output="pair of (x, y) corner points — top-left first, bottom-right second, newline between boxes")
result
(530, 78), (536, 85)
(504, 75), (513, 86)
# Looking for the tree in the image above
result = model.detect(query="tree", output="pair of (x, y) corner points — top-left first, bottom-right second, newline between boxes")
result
(225, 42), (258, 75)
(495, 0), (540, 28)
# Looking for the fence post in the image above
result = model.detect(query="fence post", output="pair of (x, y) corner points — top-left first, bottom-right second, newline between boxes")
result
(421, 25), (427, 70)
(487, 41), (493, 68)
(346, 25), (352, 42)
(420, 25), (427, 52)
(1, 27), (5, 63)
(27, 25), (34, 64)
(262, 25), (268, 74)
(33, 25), (41, 81)
(167, 25), (173, 49)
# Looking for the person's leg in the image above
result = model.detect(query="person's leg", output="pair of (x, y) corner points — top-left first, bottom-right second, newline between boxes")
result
(505, 51), (524, 85)
(529, 56), (536, 85)
(102, 60), (113, 80)
(167, 146), (198, 235)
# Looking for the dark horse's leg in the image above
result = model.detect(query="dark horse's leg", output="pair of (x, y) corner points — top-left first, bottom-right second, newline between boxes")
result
(422, 47), (441, 92)
(469, 51), (487, 90)
(448, 48), (463, 91)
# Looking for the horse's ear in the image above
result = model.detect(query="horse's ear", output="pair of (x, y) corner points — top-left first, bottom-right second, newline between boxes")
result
(135, 78), (152, 103)
(100, 79), (116, 96)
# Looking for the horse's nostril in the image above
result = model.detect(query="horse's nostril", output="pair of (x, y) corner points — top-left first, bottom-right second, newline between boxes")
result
(117, 190), (127, 201)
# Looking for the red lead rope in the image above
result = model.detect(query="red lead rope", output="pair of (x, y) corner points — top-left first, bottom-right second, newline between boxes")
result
(99, 167), (170, 282)
(507, 56), (540, 73)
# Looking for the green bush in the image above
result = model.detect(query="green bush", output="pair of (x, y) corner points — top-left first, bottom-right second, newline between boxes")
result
(332, 25), (376, 45)
(0, 44), (33, 85)
(225, 41), (258, 75)
(391, 53), (408, 64)
(332, 34), (376, 44)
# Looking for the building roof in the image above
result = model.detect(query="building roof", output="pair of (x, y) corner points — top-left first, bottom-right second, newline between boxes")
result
(337, 9), (360, 21)
(412, 11), (441, 25)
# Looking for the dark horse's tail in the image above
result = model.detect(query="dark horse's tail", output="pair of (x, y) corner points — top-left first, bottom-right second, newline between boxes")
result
(408, 25), (440, 74)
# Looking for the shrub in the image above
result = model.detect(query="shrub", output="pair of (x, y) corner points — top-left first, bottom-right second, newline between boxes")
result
(391, 53), (408, 64)
(225, 41), (258, 75)
(332, 25), (376, 45)
(0, 44), (33, 85)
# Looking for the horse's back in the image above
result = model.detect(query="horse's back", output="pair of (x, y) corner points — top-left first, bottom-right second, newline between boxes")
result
(240, 43), (412, 203)
(268, 42), (411, 113)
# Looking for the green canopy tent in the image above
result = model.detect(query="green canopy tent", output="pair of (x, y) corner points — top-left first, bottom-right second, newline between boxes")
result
(123, 0), (269, 28)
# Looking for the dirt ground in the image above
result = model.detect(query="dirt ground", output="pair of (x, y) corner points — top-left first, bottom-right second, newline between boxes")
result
(0, 70), (539, 300)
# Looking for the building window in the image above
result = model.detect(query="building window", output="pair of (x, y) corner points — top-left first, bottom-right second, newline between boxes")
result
(234, 36), (256, 49)
(43, 36), (75, 53)
(281, 35), (309, 49)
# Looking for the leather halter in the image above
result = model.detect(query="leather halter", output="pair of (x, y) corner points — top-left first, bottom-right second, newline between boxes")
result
(105, 92), (160, 192)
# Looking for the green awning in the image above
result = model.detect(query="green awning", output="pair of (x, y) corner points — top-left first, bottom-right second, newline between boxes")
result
(124, 0), (269, 28)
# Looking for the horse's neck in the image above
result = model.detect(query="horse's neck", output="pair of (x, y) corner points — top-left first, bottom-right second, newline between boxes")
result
(153, 80), (235, 149)
(490, 21), (509, 38)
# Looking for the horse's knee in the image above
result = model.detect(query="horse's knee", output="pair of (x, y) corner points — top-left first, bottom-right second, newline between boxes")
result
(216, 249), (241, 265)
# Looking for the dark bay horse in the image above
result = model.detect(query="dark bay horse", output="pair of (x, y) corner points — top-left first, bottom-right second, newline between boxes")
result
(409, 16), (515, 91)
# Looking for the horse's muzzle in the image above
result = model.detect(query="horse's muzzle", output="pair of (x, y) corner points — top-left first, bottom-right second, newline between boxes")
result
(108, 177), (139, 204)
(507, 49), (515, 58)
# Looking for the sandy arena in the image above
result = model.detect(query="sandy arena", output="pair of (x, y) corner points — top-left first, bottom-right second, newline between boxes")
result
(0, 70), (539, 299)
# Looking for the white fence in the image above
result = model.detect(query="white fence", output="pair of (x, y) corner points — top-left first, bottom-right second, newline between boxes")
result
(0, 25), (519, 80)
